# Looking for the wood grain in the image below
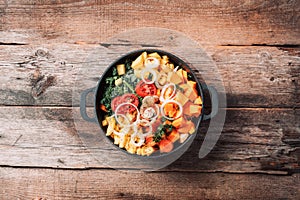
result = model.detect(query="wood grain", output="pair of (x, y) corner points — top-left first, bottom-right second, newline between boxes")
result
(0, 44), (299, 107)
(0, 0), (299, 46)
(0, 167), (299, 200)
(0, 0), (299, 198)
(0, 106), (299, 174)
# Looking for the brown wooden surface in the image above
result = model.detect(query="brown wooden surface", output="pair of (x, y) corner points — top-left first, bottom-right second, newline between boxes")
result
(1, 167), (299, 200)
(0, 0), (299, 199)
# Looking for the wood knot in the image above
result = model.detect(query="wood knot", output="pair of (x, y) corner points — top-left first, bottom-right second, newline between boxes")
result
(259, 51), (272, 61)
(30, 69), (56, 98)
(35, 49), (48, 57)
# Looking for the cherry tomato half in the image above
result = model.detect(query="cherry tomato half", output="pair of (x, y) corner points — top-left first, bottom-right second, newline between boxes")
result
(120, 93), (139, 113)
(135, 80), (157, 97)
(111, 96), (122, 112)
(111, 94), (139, 113)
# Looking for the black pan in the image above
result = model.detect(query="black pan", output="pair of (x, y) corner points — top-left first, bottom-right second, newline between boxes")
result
(80, 49), (218, 159)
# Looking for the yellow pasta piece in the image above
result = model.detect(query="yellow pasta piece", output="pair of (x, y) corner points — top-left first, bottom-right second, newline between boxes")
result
(131, 52), (147, 69)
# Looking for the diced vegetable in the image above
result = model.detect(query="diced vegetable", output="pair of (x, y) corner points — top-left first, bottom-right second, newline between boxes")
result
(183, 101), (193, 116)
(145, 136), (156, 147)
(190, 104), (202, 116)
(179, 133), (189, 143)
(117, 64), (126, 75)
(194, 96), (203, 105)
(167, 129), (180, 143)
(187, 81), (197, 89)
(131, 52), (147, 69)
(115, 77), (123, 86)
(100, 104), (108, 112)
(182, 70), (188, 82)
(102, 119), (108, 126)
(178, 124), (192, 134)
(176, 69), (185, 82)
(188, 122), (196, 134)
(159, 139), (173, 153)
(167, 72), (182, 84)
(175, 91), (189, 106)
(171, 117), (183, 128)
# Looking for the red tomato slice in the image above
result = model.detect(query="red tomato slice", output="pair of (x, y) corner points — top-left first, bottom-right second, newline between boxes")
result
(120, 93), (139, 113)
(121, 94), (139, 107)
(111, 96), (122, 112)
(135, 80), (157, 97)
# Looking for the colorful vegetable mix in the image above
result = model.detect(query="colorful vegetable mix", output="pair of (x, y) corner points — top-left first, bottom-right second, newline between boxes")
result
(100, 52), (202, 156)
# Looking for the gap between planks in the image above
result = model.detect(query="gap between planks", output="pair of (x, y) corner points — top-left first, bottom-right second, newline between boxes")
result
(0, 105), (298, 110)
(0, 165), (294, 176)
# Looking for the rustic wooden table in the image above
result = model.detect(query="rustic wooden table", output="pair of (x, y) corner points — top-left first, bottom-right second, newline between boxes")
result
(0, 0), (299, 199)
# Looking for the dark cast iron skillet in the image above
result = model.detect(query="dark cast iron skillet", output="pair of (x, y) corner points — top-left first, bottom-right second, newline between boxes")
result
(80, 49), (218, 159)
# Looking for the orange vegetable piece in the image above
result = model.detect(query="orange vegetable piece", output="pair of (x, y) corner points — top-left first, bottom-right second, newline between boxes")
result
(167, 129), (180, 143)
(194, 97), (203, 105)
(183, 101), (193, 116)
(172, 117), (183, 128)
(168, 108), (177, 118)
(190, 105), (202, 117)
(175, 91), (189, 106)
(164, 120), (172, 125)
(186, 120), (196, 134)
(159, 139), (174, 153)
(178, 125), (191, 134)
(177, 120), (195, 134)
(100, 104), (108, 112)
(145, 136), (157, 147)
(163, 103), (173, 116)
(187, 81), (197, 89)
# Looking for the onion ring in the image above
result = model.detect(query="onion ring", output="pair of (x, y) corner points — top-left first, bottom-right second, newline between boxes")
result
(160, 99), (183, 120)
(114, 102), (140, 127)
(130, 132), (145, 147)
(141, 68), (157, 84)
(144, 57), (160, 68)
(159, 83), (177, 102)
(155, 73), (168, 89)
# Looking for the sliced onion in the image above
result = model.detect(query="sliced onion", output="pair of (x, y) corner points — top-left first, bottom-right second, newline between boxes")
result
(160, 99), (183, 120)
(159, 83), (176, 102)
(144, 57), (160, 69)
(173, 66), (180, 72)
(155, 73), (168, 89)
(130, 132), (145, 147)
(114, 102), (140, 127)
(141, 68), (157, 84)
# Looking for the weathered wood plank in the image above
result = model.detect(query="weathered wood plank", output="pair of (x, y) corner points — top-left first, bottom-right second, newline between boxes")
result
(0, 107), (299, 174)
(0, 0), (299, 45)
(0, 44), (299, 107)
(0, 167), (299, 200)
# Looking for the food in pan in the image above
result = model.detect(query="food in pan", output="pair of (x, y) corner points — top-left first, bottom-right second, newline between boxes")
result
(100, 52), (202, 156)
